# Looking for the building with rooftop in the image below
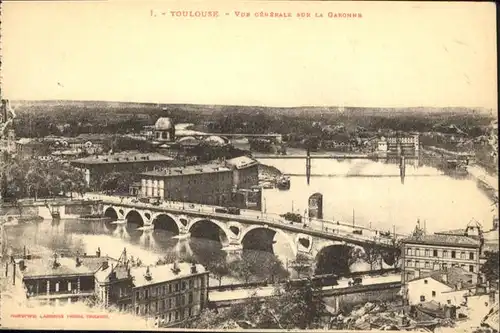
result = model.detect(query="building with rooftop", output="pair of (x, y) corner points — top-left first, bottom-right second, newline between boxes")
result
(140, 163), (234, 205)
(401, 222), (483, 286)
(129, 262), (208, 327)
(139, 156), (259, 206)
(71, 151), (175, 188)
(225, 156), (259, 190)
(17, 252), (110, 306)
(153, 117), (176, 143)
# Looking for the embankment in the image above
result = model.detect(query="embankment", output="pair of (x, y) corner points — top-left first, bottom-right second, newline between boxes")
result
(258, 163), (283, 179)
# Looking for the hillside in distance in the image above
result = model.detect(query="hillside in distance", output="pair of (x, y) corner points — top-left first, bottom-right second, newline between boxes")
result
(10, 99), (496, 118)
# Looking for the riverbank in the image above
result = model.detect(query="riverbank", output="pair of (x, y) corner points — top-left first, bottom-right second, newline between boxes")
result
(258, 163), (283, 179)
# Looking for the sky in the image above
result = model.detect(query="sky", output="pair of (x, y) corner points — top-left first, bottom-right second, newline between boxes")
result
(1, 1), (497, 109)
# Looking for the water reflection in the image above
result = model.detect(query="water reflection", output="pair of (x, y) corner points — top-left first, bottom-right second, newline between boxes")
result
(6, 219), (291, 284)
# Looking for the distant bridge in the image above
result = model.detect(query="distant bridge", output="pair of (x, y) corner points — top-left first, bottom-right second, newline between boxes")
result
(176, 132), (283, 142)
(254, 153), (418, 160)
(84, 194), (401, 268)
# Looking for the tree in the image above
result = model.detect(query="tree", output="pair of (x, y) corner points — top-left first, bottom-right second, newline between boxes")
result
(207, 258), (230, 286)
(229, 255), (256, 283)
(362, 244), (381, 270)
(260, 255), (289, 283)
(480, 251), (499, 286)
(290, 253), (312, 278)
(347, 246), (365, 268)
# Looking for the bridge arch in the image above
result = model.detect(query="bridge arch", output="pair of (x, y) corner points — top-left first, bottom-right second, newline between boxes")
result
(187, 218), (231, 246)
(314, 243), (363, 276)
(125, 210), (144, 229)
(103, 206), (119, 220)
(151, 213), (181, 235)
(239, 225), (297, 257)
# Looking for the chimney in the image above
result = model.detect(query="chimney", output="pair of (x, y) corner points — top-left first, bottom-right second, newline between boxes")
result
(96, 247), (101, 258)
(19, 260), (26, 271)
(190, 263), (197, 274)
(122, 248), (127, 264)
(144, 266), (152, 281)
(171, 262), (181, 275)
(76, 255), (82, 267)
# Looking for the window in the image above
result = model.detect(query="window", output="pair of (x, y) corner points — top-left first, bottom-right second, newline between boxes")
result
(162, 286), (166, 295)
(433, 250), (438, 257)
(181, 295), (185, 306)
(425, 249), (430, 257)
(406, 260), (412, 267)
(442, 263), (448, 270)
(182, 282), (187, 290)
(188, 307), (192, 317)
(415, 260), (420, 268)
(68, 282), (72, 291)
(175, 283), (179, 292)
(145, 290), (149, 299)
(447, 300), (451, 305)
(136, 307), (139, 315)
(420, 296), (426, 302)
(175, 311), (179, 320)
(424, 279), (428, 284)
(415, 248), (420, 256)
(432, 291), (436, 297)
(407, 248), (412, 255)
(425, 261), (430, 268)
(469, 252), (475, 260)
(136, 291), (140, 300)
(189, 279), (194, 289)
(443, 250), (448, 258)
(176, 296), (180, 306)
(169, 298), (173, 308)
(168, 284), (172, 293)
(469, 265), (475, 273)
(188, 292), (193, 304)
(451, 251), (456, 259)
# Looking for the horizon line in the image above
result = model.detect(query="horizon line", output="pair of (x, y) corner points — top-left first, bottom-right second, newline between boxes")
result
(7, 99), (497, 112)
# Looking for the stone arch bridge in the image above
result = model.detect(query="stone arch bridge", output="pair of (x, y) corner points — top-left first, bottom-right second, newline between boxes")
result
(95, 198), (398, 270)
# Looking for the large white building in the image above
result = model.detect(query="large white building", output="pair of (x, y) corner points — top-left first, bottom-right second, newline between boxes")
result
(401, 223), (483, 285)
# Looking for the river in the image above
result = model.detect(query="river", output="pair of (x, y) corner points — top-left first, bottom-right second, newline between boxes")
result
(3, 150), (497, 283)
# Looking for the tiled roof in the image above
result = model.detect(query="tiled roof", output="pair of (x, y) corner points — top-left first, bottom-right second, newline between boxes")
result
(71, 152), (172, 165)
(94, 264), (130, 283)
(225, 156), (258, 170)
(130, 263), (206, 288)
(79, 255), (118, 273)
(141, 163), (231, 177)
(403, 233), (480, 248)
(20, 257), (94, 278)
(428, 267), (477, 289)
(435, 229), (466, 236)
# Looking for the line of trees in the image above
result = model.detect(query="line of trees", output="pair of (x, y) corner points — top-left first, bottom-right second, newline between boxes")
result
(1, 153), (88, 201)
(182, 278), (328, 329)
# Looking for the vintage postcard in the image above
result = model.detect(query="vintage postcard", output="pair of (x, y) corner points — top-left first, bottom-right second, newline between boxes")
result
(0, 0), (498, 331)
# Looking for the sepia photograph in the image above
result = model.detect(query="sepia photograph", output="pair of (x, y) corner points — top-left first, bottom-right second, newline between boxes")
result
(0, 0), (498, 331)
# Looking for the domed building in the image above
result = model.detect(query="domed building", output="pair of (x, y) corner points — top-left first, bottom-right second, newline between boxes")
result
(154, 117), (176, 142)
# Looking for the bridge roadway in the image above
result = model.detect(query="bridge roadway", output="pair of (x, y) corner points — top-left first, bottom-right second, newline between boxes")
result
(176, 133), (282, 138)
(87, 194), (403, 248)
(253, 154), (418, 160)
(209, 274), (401, 305)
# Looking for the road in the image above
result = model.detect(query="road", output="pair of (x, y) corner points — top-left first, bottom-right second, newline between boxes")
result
(208, 274), (401, 302)
(85, 193), (403, 247)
